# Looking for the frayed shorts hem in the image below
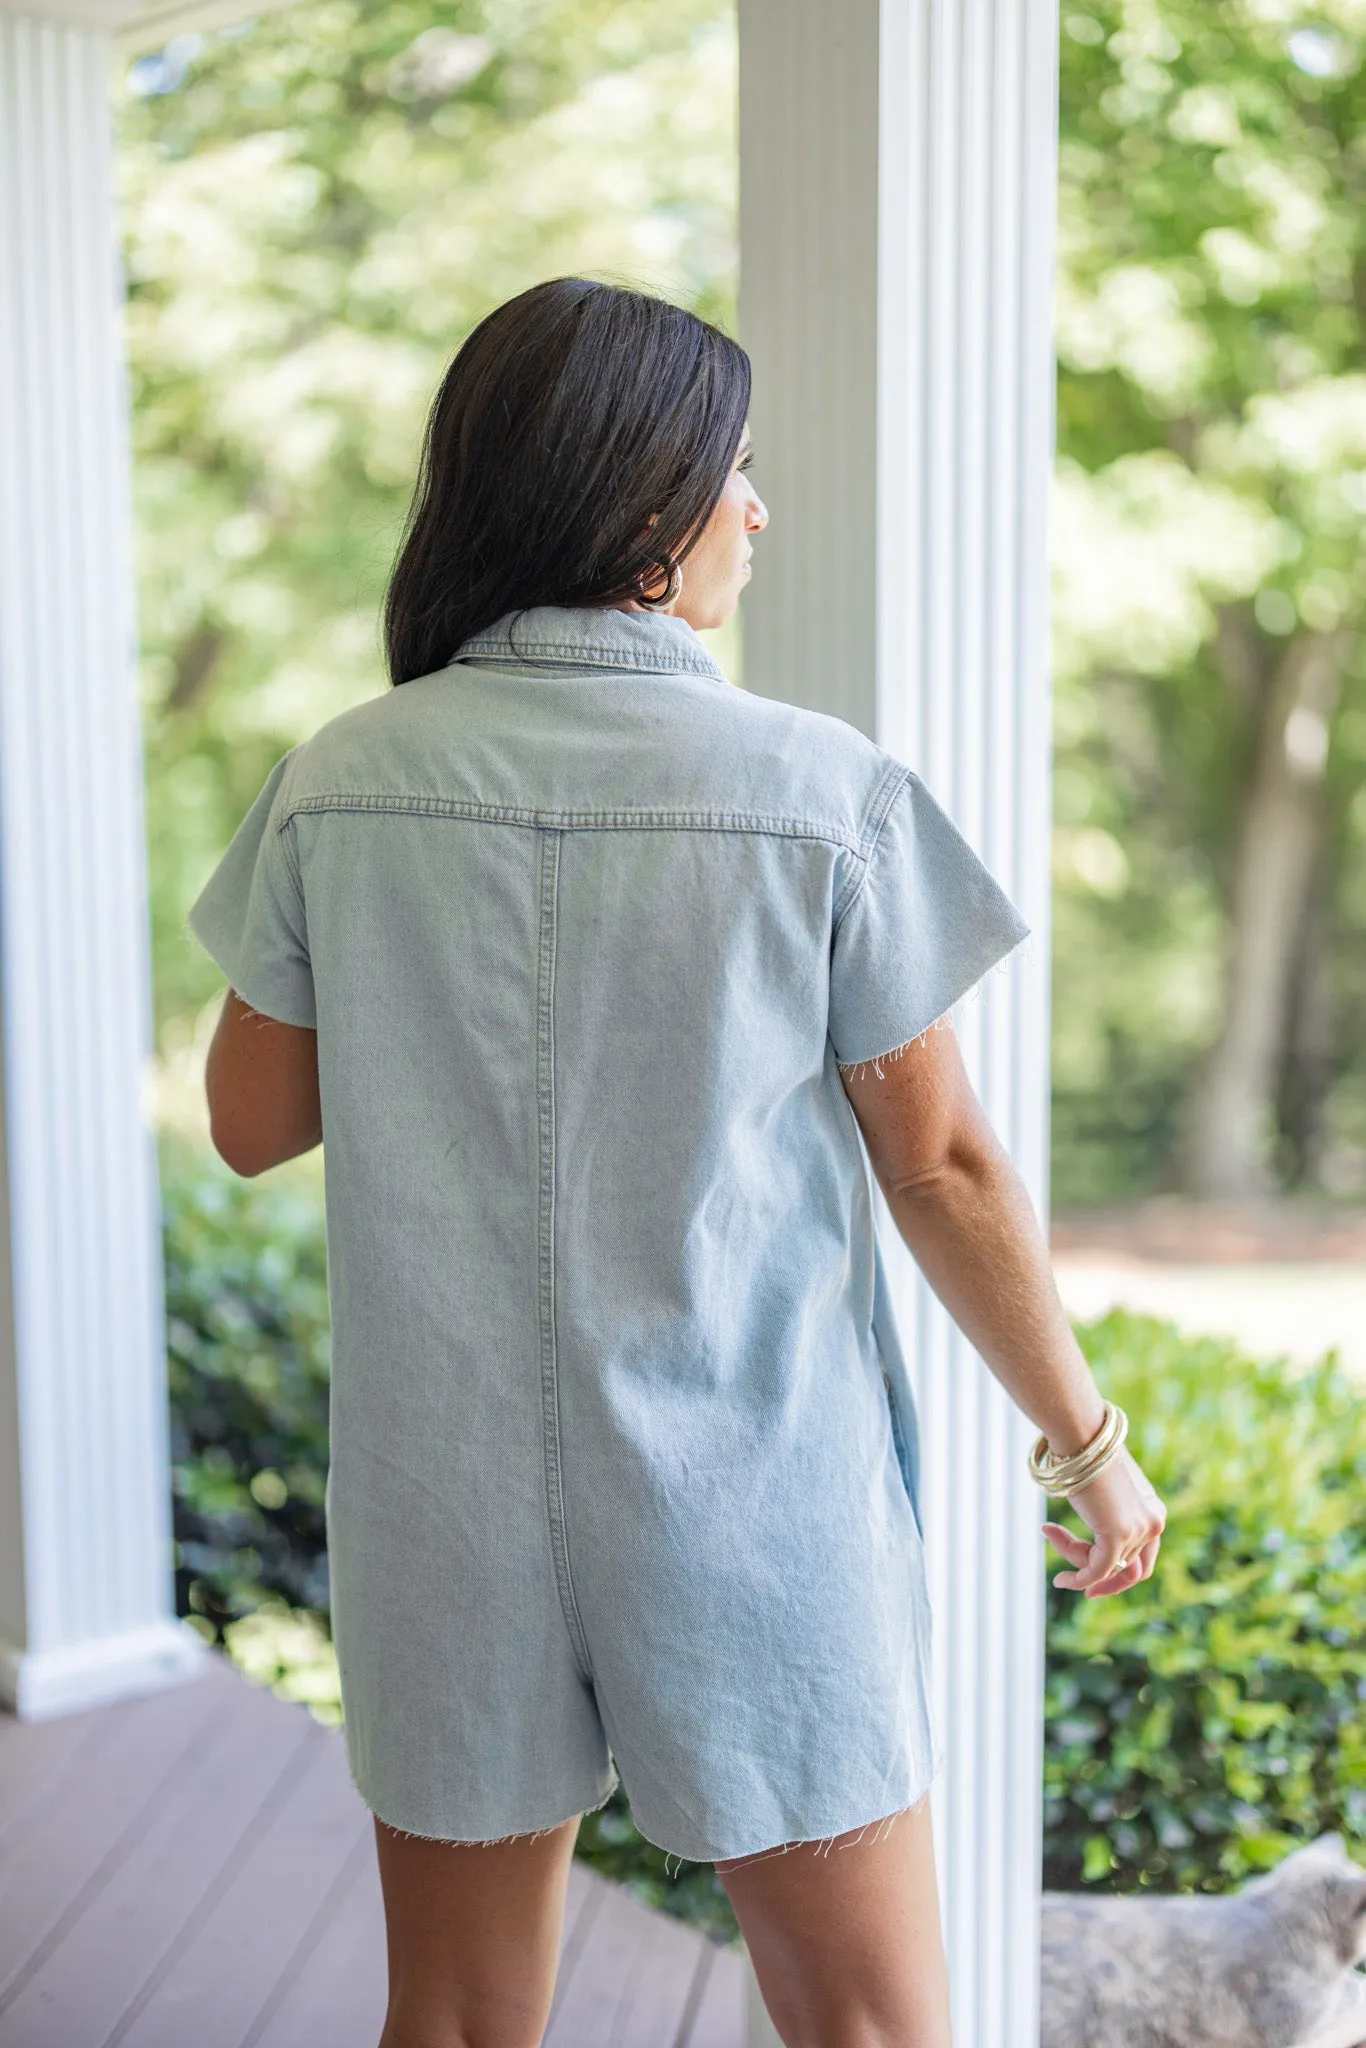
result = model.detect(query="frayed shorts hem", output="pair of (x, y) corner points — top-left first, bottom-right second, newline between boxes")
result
(624, 1748), (945, 1869)
(355, 1768), (621, 1849)
(348, 1747), (946, 1867)
(708, 1781), (935, 1873)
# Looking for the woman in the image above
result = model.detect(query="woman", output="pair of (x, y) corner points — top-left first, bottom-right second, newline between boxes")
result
(190, 277), (1165, 2048)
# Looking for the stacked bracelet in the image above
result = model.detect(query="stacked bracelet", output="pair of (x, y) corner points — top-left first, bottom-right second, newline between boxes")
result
(1027, 1400), (1128, 1498)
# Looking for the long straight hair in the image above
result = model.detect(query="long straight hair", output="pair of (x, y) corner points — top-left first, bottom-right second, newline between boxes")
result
(384, 278), (751, 685)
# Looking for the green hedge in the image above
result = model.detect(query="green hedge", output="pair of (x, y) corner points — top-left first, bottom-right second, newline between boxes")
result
(1045, 1311), (1366, 1892)
(164, 1143), (332, 1635)
(162, 1145), (1366, 1930)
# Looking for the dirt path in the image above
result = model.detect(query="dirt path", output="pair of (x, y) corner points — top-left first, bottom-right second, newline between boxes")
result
(1050, 1202), (1366, 1377)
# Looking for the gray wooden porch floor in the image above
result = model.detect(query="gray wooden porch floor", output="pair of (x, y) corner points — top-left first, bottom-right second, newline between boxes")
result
(0, 1652), (743, 2048)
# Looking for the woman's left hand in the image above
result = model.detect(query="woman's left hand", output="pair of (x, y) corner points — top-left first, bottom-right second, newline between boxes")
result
(1042, 1449), (1166, 1599)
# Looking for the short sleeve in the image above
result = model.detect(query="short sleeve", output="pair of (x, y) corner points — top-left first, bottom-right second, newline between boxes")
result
(185, 751), (316, 1029)
(828, 770), (1029, 1066)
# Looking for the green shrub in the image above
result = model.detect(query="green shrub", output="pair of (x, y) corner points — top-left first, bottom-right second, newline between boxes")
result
(162, 1146), (1366, 1920)
(1045, 1311), (1366, 1893)
(163, 1141), (332, 1636)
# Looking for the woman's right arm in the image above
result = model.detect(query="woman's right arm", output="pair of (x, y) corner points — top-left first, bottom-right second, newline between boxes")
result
(841, 1020), (1166, 1598)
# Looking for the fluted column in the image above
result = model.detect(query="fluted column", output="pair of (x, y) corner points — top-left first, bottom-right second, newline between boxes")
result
(739, 2), (1057, 2041)
(0, 10), (201, 1718)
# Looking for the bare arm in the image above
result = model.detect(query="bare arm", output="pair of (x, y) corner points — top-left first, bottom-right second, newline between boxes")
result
(203, 989), (322, 1178)
(842, 1022), (1165, 1597)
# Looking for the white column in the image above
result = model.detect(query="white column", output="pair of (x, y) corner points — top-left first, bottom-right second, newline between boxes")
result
(739, 2), (1057, 2042)
(0, 10), (202, 1719)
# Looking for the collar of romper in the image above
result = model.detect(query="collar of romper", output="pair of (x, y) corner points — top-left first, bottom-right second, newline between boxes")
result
(449, 603), (728, 683)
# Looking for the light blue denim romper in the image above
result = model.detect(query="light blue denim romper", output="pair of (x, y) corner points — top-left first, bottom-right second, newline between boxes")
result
(186, 604), (1028, 1862)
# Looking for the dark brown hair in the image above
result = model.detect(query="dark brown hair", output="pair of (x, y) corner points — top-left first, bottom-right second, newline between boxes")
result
(384, 278), (751, 685)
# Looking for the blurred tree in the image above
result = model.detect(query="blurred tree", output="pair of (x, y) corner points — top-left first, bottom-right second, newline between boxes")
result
(117, 0), (736, 1031)
(1054, 0), (1366, 1201)
(126, 0), (1366, 1205)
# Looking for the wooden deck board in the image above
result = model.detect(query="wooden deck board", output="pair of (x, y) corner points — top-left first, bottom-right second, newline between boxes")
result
(0, 1681), (317, 2046)
(114, 1721), (371, 2048)
(560, 1860), (596, 1951)
(0, 1667), (235, 2006)
(596, 1897), (709, 2048)
(545, 1871), (699, 2047)
(0, 1656), (743, 2047)
(247, 1840), (388, 2048)
(686, 1945), (746, 2048)
(0, 1702), (111, 1860)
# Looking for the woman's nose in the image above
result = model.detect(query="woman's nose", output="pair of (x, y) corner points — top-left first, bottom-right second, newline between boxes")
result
(747, 491), (769, 532)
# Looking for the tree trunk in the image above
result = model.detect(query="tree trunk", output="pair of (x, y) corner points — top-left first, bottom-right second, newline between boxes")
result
(166, 618), (227, 713)
(1181, 623), (1349, 1199)
(1276, 852), (1333, 1188)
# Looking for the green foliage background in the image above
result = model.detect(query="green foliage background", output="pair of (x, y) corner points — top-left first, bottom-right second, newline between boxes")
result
(1051, 0), (1366, 1200)
(164, 1138), (332, 1632)
(122, 0), (737, 1032)
(1046, 1311), (1366, 1892)
(125, 0), (1366, 1206)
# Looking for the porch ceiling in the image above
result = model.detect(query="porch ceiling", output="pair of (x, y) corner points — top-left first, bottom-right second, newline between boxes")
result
(0, 0), (295, 56)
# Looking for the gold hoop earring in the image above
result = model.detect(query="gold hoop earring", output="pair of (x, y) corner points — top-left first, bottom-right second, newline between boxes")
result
(637, 560), (683, 611)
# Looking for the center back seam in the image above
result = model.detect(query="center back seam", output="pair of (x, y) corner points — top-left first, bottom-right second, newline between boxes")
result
(536, 826), (595, 1683)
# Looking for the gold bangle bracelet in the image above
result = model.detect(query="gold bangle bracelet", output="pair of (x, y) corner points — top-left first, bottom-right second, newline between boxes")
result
(1031, 1406), (1126, 1497)
(1055, 1418), (1127, 1498)
(1028, 1404), (1127, 1497)
(1028, 1412), (1117, 1496)
(1028, 1401), (1128, 1497)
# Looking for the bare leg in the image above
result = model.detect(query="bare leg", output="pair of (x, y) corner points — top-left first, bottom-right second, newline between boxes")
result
(373, 1814), (580, 2048)
(717, 1795), (953, 2048)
